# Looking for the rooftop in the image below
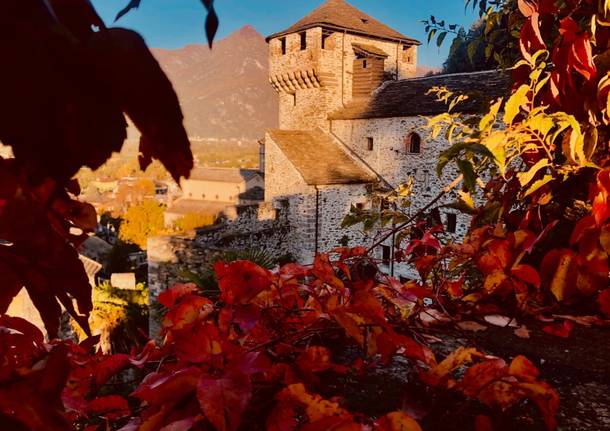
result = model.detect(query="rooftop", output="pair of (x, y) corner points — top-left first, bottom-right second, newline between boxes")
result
(267, 129), (376, 185)
(329, 70), (511, 120)
(166, 199), (232, 216)
(187, 167), (261, 184)
(266, 0), (420, 45)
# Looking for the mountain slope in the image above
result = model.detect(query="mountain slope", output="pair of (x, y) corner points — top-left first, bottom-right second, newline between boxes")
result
(152, 25), (278, 140)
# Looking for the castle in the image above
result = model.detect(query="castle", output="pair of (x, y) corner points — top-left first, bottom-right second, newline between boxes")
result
(148, 0), (509, 333)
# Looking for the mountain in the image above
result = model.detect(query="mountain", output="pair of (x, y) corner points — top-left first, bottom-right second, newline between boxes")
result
(152, 25), (278, 140)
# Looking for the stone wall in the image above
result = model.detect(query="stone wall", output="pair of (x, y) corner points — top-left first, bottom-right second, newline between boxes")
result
(147, 202), (290, 337)
(330, 116), (470, 239)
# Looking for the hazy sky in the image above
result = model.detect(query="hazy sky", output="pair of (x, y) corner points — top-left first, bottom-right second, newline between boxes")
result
(90, 0), (478, 67)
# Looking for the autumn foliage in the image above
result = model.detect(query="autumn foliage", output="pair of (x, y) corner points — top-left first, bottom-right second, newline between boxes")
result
(0, 254), (560, 431)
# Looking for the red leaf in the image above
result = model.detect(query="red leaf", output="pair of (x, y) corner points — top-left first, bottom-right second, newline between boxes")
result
(543, 320), (574, 338)
(87, 395), (130, 419)
(158, 283), (199, 308)
(197, 372), (252, 431)
(132, 367), (201, 406)
(214, 260), (273, 305)
(511, 264), (541, 289)
(474, 415), (494, 431)
(598, 289), (610, 317)
(297, 346), (333, 373)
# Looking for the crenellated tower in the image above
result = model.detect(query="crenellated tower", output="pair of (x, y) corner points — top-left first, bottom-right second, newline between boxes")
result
(266, 0), (420, 131)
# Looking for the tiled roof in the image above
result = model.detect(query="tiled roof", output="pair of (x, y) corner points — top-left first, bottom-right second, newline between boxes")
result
(166, 199), (232, 216)
(266, 0), (420, 45)
(267, 129), (375, 185)
(239, 186), (265, 201)
(188, 167), (261, 184)
(352, 43), (389, 58)
(329, 70), (511, 120)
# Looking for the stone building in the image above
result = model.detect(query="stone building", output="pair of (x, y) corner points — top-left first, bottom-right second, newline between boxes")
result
(164, 167), (264, 226)
(148, 0), (509, 326)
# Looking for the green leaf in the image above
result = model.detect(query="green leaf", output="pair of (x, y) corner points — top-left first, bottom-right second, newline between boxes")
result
(467, 40), (481, 64)
(457, 159), (477, 192)
(437, 32), (448, 48)
(428, 28), (437, 44)
(504, 84), (529, 125)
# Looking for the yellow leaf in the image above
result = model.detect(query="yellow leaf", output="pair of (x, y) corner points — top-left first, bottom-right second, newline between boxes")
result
(504, 84), (529, 125)
(550, 252), (575, 301)
(517, 159), (550, 187)
(479, 98), (503, 132)
(484, 270), (508, 293)
(524, 174), (553, 197)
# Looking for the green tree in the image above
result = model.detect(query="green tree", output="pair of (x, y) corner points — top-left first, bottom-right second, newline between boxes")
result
(118, 200), (165, 249)
(443, 21), (495, 73)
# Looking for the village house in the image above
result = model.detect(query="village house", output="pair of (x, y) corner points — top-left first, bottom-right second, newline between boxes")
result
(164, 167), (264, 226)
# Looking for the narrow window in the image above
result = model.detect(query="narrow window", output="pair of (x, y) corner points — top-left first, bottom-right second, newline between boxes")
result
(407, 132), (421, 153)
(366, 137), (374, 151)
(381, 245), (391, 266)
(292, 93), (297, 106)
(300, 32), (307, 50)
(446, 213), (457, 233)
(363, 59), (368, 69)
(322, 33), (330, 49)
(280, 37), (286, 55)
(202, 193), (205, 199)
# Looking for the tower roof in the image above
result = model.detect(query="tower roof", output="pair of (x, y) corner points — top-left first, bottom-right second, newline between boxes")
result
(266, 0), (420, 45)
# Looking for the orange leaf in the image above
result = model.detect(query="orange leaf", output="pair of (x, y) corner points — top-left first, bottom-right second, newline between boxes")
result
(508, 355), (540, 382)
(511, 264), (541, 289)
(421, 347), (481, 386)
(375, 411), (422, 431)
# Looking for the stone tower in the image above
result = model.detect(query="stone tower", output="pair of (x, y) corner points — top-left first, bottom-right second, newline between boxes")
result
(266, 0), (420, 131)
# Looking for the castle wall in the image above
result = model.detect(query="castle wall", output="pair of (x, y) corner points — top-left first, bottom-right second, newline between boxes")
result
(147, 202), (290, 338)
(330, 116), (470, 241)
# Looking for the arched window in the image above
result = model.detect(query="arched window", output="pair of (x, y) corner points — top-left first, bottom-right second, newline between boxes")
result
(407, 132), (421, 154)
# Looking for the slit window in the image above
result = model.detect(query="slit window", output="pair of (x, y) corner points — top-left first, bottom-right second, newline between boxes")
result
(322, 33), (330, 49)
(366, 137), (374, 151)
(300, 32), (307, 50)
(280, 37), (286, 55)
(446, 213), (457, 233)
(407, 132), (421, 153)
(381, 245), (391, 266)
(363, 59), (368, 69)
